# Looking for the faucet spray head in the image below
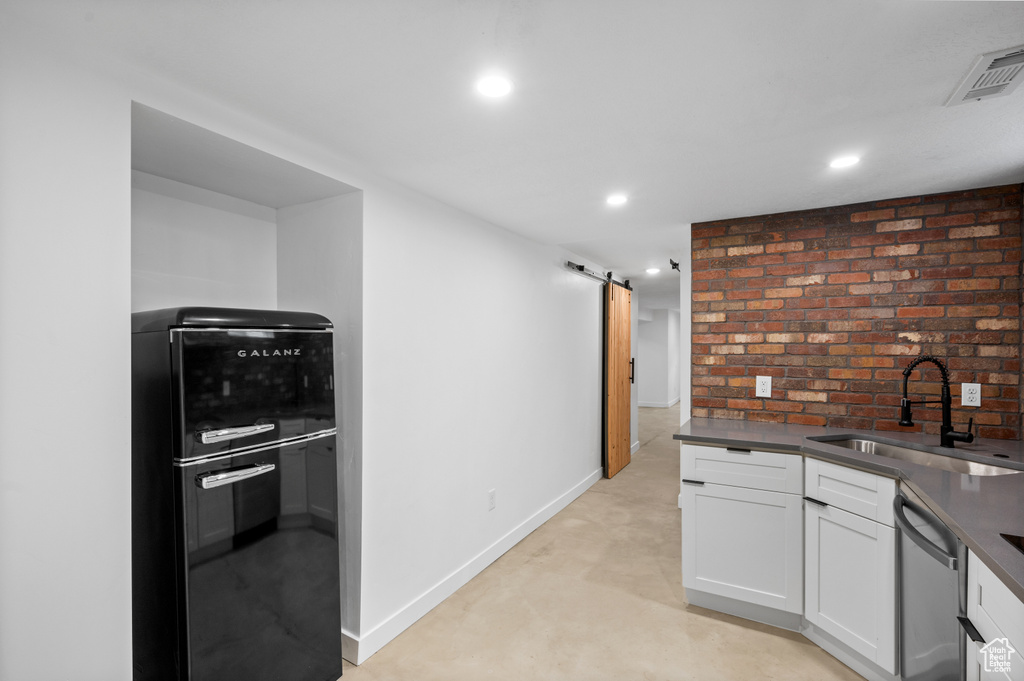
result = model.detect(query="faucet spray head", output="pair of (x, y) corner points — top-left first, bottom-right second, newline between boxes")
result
(899, 398), (915, 427)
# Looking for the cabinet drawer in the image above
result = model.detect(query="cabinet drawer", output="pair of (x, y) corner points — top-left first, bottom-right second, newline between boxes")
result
(805, 458), (896, 526)
(681, 444), (802, 494)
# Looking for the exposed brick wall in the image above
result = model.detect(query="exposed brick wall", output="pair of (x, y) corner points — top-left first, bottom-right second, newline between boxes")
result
(690, 184), (1023, 440)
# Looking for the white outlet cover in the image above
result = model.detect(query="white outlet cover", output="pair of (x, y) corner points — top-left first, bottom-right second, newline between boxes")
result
(962, 383), (981, 407)
(756, 376), (772, 398)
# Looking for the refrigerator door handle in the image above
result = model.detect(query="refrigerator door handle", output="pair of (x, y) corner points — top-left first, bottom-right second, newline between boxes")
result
(197, 423), (275, 444)
(196, 463), (276, 490)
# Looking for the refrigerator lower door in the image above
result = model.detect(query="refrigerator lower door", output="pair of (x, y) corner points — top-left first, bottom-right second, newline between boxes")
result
(179, 441), (341, 681)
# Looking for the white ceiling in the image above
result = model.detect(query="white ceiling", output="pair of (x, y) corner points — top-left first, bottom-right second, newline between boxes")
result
(6, 1), (1024, 305)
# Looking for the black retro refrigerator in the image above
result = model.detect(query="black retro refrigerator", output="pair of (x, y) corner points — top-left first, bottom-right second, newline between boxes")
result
(131, 307), (342, 681)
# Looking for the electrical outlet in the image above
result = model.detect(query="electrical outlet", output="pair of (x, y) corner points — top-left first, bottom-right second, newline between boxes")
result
(755, 375), (772, 398)
(488, 489), (496, 511)
(962, 383), (981, 407)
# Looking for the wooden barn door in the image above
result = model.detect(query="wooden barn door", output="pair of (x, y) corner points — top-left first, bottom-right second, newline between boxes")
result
(604, 281), (632, 478)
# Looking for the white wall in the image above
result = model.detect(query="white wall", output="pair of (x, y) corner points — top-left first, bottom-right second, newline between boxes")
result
(638, 308), (680, 408)
(0, 14), (605, 677)
(356, 187), (602, 659)
(0, 25), (132, 681)
(131, 172), (278, 311)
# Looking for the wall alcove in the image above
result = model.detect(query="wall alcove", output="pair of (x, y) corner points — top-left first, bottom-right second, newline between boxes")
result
(130, 101), (364, 660)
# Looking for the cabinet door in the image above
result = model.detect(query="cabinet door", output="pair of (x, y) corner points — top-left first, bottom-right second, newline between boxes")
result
(805, 501), (896, 674)
(966, 551), (1024, 681)
(681, 482), (803, 613)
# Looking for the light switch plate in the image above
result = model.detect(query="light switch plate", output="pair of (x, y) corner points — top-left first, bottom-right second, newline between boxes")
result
(962, 383), (981, 407)
(755, 375), (772, 398)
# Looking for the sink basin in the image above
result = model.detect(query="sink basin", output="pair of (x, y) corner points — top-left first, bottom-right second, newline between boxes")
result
(808, 435), (1022, 477)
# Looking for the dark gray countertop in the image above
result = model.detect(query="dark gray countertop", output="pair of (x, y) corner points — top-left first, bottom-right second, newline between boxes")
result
(675, 417), (1024, 602)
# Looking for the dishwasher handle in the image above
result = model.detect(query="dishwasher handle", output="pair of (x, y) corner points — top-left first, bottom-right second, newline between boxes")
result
(893, 493), (957, 571)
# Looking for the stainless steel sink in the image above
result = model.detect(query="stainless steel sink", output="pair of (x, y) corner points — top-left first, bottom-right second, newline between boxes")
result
(808, 435), (1022, 476)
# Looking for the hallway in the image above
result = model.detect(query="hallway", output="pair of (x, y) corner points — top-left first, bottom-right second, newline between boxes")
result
(341, 407), (862, 680)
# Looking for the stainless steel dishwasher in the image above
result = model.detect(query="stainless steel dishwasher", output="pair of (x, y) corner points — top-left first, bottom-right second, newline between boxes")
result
(894, 487), (974, 681)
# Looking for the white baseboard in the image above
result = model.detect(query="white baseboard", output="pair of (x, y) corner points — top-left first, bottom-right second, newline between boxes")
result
(343, 467), (603, 665)
(638, 396), (680, 408)
(631, 440), (640, 454)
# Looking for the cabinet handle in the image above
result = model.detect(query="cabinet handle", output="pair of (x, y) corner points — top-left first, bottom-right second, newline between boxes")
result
(803, 496), (828, 508)
(681, 479), (705, 486)
(957, 616), (985, 644)
(726, 447), (751, 454)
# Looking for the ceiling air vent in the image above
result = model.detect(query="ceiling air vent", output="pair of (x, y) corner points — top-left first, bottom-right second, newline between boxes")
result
(946, 44), (1024, 106)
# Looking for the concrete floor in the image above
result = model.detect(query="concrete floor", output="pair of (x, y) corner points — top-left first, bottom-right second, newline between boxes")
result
(341, 407), (863, 680)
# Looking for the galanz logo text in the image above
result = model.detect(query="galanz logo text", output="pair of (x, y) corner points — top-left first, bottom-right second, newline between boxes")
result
(236, 349), (301, 357)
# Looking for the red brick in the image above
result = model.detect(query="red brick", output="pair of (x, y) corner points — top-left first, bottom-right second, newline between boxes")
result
(693, 291), (725, 301)
(787, 414), (827, 426)
(829, 272), (871, 284)
(828, 296), (872, 307)
(728, 244), (765, 256)
(747, 254), (787, 266)
(876, 219), (922, 233)
(947, 278), (1001, 291)
(747, 344), (786, 354)
(728, 267), (765, 278)
(897, 204), (946, 218)
(921, 266), (973, 279)
(745, 299), (785, 310)
(692, 225), (727, 239)
(897, 307), (945, 318)
(949, 224), (1000, 239)
(765, 287), (803, 298)
(849, 283), (893, 295)
(693, 247), (727, 259)
(978, 237), (1022, 250)
(925, 214), (976, 228)
(949, 198), (1001, 212)
(728, 398), (765, 410)
(874, 244), (920, 257)
(852, 234), (896, 247)
(786, 251), (828, 264)
(978, 209), (1021, 222)
(807, 333), (848, 344)
(765, 242), (804, 254)
(897, 228), (946, 243)
(709, 235), (748, 247)
(948, 305), (1001, 317)
(829, 248), (873, 260)
(851, 209), (896, 222)
(726, 290), (764, 300)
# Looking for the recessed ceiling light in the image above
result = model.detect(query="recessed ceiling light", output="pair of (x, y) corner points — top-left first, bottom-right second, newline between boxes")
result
(646, 268), (660, 275)
(475, 74), (513, 98)
(606, 193), (628, 206)
(830, 156), (860, 169)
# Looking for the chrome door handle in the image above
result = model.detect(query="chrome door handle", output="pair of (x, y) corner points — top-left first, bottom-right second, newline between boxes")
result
(893, 494), (957, 570)
(197, 423), (275, 444)
(196, 463), (276, 489)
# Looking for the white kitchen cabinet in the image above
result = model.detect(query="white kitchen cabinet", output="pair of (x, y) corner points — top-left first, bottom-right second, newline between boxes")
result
(681, 480), (803, 613)
(680, 444), (803, 617)
(804, 457), (897, 677)
(965, 550), (1024, 681)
